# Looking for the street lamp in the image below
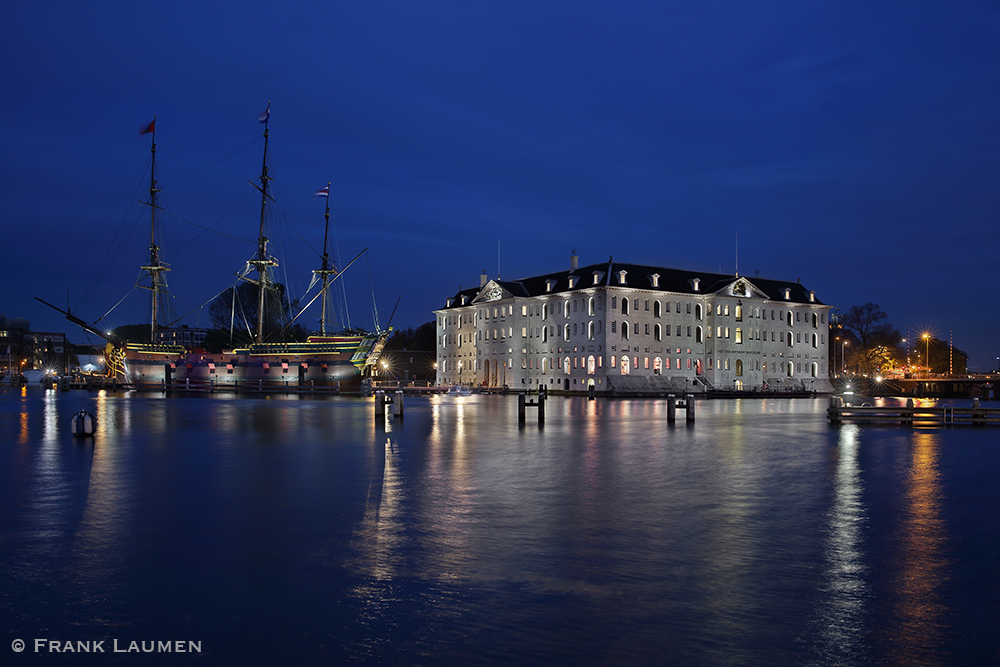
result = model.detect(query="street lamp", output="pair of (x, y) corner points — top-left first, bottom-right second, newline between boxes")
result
(842, 340), (848, 376)
(922, 333), (930, 377)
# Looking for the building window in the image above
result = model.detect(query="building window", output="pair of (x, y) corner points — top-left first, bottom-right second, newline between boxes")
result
(654, 301), (661, 318)
(696, 326), (703, 343)
(645, 323), (649, 335)
(655, 324), (661, 341)
(588, 322), (595, 340)
(735, 359), (743, 376)
(588, 298), (595, 316)
(695, 304), (702, 320)
(654, 357), (661, 374)
(620, 356), (630, 374)
(588, 356), (596, 374)
(611, 321), (617, 333)
(622, 322), (629, 340)
(735, 328), (743, 344)
(622, 299), (629, 315)
(735, 304), (743, 321)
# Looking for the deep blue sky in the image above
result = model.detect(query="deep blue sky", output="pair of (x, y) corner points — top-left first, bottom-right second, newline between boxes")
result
(3, 2), (999, 368)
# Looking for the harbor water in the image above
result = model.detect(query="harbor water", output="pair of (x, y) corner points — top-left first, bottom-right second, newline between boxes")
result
(1, 386), (999, 665)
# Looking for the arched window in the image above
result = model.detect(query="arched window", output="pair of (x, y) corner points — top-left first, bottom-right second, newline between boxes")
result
(653, 357), (662, 374)
(787, 361), (794, 377)
(587, 356), (596, 374)
(696, 326), (703, 343)
(622, 298), (629, 315)
(621, 356), (630, 375)
(696, 304), (703, 320)
(735, 359), (743, 376)
(622, 322), (629, 340)
(588, 297), (595, 316)
(564, 301), (571, 319)
(654, 324), (661, 341)
(735, 328), (743, 344)
(564, 324), (570, 341)
(541, 327), (548, 343)
(787, 331), (794, 347)
(564, 357), (571, 374)
(812, 333), (818, 348)
(735, 304), (743, 320)
(588, 322), (595, 340)
(654, 301), (661, 318)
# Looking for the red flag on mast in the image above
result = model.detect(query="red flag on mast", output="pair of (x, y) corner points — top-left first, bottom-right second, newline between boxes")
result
(140, 119), (155, 135)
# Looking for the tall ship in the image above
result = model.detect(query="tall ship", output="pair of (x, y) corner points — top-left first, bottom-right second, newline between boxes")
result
(42, 106), (389, 391)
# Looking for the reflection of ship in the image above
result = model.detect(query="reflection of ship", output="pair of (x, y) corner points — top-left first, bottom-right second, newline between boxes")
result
(41, 106), (389, 391)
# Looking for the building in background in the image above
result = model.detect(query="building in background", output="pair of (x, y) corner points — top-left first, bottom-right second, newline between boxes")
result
(434, 256), (834, 394)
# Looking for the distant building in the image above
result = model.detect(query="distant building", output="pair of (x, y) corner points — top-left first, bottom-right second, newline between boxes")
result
(1, 315), (69, 374)
(434, 256), (834, 394)
(157, 325), (208, 349)
(377, 350), (437, 384)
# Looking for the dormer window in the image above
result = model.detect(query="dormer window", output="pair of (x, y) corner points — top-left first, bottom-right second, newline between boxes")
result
(618, 270), (627, 285)
(461, 295), (467, 305)
(650, 273), (660, 288)
(783, 288), (791, 300)
(568, 275), (577, 289)
(592, 271), (604, 285)
(689, 278), (700, 292)
(809, 290), (815, 303)
(546, 279), (556, 293)
(446, 298), (453, 307)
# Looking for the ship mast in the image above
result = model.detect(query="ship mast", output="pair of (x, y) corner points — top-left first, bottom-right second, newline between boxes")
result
(139, 117), (169, 344)
(313, 183), (339, 336)
(249, 103), (277, 344)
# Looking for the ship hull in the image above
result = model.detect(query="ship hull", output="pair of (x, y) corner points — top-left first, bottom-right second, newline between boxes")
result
(124, 334), (386, 391)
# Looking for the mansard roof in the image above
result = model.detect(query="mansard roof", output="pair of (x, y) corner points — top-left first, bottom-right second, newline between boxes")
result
(437, 259), (825, 311)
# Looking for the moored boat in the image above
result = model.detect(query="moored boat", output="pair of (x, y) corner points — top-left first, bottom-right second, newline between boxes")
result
(42, 106), (389, 391)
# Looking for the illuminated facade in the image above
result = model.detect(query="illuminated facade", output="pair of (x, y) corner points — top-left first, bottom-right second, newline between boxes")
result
(434, 256), (835, 393)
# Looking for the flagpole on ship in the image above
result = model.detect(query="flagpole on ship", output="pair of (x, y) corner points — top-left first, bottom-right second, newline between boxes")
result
(139, 117), (169, 344)
(313, 183), (337, 336)
(249, 103), (277, 345)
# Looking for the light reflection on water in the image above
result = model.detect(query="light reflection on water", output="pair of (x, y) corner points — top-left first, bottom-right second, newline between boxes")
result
(0, 389), (997, 664)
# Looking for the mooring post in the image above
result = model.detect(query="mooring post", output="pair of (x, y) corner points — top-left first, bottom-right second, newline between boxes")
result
(538, 392), (545, 423)
(394, 390), (404, 418)
(903, 398), (914, 426)
(375, 390), (385, 418)
(518, 393), (526, 424)
(667, 394), (676, 423)
(588, 384), (596, 400)
(686, 394), (696, 423)
(828, 395), (841, 424)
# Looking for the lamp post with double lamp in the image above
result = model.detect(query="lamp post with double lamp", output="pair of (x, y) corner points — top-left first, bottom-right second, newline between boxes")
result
(842, 340), (848, 376)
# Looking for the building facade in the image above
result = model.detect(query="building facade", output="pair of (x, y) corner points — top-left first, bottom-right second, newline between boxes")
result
(434, 257), (834, 394)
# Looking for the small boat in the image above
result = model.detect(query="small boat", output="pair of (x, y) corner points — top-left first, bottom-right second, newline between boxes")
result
(447, 385), (473, 397)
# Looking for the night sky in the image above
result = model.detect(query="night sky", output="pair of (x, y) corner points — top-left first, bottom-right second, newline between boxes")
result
(3, 2), (999, 368)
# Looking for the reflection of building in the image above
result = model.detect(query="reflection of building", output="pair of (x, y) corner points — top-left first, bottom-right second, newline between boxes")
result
(1, 315), (69, 374)
(434, 256), (835, 393)
(156, 325), (208, 348)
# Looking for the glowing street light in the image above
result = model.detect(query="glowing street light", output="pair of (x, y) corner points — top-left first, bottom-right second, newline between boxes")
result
(922, 333), (930, 377)
(841, 340), (848, 376)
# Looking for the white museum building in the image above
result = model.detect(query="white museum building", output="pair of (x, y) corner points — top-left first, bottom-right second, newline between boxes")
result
(434, 256), (835, 394)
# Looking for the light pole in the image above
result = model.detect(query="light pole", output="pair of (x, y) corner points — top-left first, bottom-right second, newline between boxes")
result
(842, 340), (848, 376)
(923, 333), (930, 377)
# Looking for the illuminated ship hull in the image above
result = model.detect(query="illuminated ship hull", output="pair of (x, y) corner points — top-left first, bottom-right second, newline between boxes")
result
(124, 333), (387, 390)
